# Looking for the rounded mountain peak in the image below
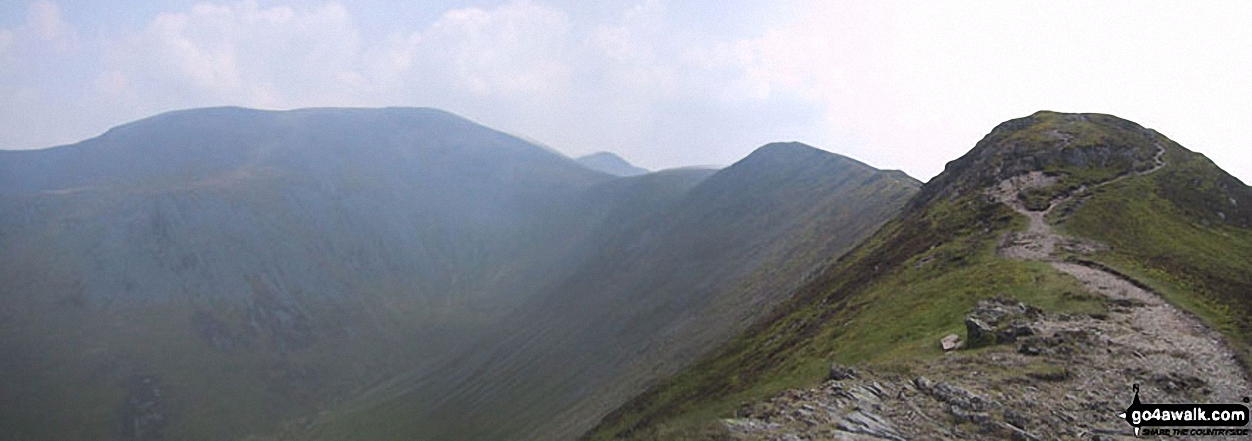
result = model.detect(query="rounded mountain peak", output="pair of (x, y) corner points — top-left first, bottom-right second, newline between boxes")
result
(914, 111), (1167, 209)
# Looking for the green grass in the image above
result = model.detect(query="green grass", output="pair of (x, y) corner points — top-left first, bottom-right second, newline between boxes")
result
(589, 113), (1252, 440)
(586, 191), (1104, 440)
(1061, 141), (1252, 365)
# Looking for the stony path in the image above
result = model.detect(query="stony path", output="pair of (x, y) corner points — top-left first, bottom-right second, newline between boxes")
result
(991, 142), (1246, 406)
(991, 141), (1250, 433)
(722, 144), (1249, 440)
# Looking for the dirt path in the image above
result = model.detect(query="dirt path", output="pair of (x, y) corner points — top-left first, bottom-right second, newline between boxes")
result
(992, 141), (1249, 410)
(723, 144), (1249, 440)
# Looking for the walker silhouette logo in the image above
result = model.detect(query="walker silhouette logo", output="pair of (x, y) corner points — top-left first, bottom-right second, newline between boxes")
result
(1116, 384), (1250, 437)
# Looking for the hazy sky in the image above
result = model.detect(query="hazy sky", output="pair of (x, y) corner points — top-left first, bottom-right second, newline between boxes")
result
(2, 0), (1249, 182)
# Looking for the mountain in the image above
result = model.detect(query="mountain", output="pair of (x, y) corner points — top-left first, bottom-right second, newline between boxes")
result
(576, 151), (650, 177)
(0, 109), (919, 440)
(302, 142), (920, 440)
(587, 111), (1252, 440)
(0, 106), (616, 441)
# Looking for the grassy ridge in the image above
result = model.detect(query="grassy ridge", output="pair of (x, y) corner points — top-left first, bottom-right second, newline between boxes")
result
(586, 190), (1105, 439)
(1061, 140), (1252, 365)
(299, 144), (921, 441)
(585, 112), (1235, 440)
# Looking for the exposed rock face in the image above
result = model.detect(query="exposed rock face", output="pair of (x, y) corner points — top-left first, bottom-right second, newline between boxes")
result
(940, 334), (962, 351)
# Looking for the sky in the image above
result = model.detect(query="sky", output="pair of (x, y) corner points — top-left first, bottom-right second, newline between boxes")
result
(1, 0), (1249, 183)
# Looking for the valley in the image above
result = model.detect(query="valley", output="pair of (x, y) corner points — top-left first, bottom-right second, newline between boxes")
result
(2, 109), (1248, 441)
(0, 108), (916, 440)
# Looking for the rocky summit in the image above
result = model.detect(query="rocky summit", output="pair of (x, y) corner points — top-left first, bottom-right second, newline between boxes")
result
(587, 112), (1252, 441)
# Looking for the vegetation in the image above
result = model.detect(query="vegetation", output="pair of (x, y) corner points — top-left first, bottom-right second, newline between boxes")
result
(1060, 139), (1252, 364)
(586, 188), (1103, 439)
(303, 142), (920, 441)
(587, 112), (1246, 440)
(0, 110), (920, 441)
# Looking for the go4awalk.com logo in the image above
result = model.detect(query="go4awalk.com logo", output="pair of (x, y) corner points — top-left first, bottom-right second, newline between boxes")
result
(1117, 384), (1250, 437)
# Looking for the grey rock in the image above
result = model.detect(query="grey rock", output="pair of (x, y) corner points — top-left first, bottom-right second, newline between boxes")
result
(914, 376), (987, 411)
(965, 317), (995, 346)
(1002, 422), (1040, 441)
(965, 298), (1040, 347)
(829, 363), (858, 381)
(941, 333), (963, 351)
(836, 409), (906, 441)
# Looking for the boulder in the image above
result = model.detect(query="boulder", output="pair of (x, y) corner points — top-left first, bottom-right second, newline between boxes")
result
(965, 317), (995, 347)
(829, 363), (858, 381)
(965, 298), (1039, 348)
(941, 334), (964, 351)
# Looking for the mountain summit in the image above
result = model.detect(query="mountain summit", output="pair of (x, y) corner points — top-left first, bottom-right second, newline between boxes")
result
(576, 151), (650, 176)
(0, 108), (919, 441)
(589, 112), (1252, 440)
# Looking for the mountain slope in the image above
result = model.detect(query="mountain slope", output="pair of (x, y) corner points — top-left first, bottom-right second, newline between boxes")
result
(303, 142), (920, 441)
(0, 107), (619, 441)
(576, 151), (650, 177)
(0, 110), (920, 441)
(587, 111), (1252, 439)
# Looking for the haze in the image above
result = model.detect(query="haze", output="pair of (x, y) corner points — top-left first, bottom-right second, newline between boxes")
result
(1, 0), (1249, 182)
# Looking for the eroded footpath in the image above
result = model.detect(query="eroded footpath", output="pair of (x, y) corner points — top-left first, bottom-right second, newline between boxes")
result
(724, 146), (1250, 440)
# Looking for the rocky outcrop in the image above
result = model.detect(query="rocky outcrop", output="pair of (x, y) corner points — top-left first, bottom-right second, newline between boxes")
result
(964, 298), (1039, 348)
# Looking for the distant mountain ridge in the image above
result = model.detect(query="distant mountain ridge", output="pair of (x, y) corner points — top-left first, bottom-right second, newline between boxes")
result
(0, 107), (919, 441)
(305, 140), (920, 441)
(586, 111), (1252, 440)
(576, 151), (650, 176)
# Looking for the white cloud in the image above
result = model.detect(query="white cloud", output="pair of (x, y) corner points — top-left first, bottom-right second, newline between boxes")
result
(25, 1), (72, 50)
(415, 1), (573, 96)
(2, 0), (1250, 183)
(98, 1), (364, 110)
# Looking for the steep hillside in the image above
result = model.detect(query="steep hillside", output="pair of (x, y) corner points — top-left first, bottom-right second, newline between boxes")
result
(588, 112), (1252, 439)
(577, 151), (650, 177)
(303, 142), (920, 440)
(0, 107), (617, 440)
(0, 110), (919, 441)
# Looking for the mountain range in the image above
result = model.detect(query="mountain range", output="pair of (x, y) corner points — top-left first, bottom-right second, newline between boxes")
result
(0, 107), (917, 440)
(575, 152), (650, 177)
(587, 111), (1252, 440)
(3, 108), (1248, 441)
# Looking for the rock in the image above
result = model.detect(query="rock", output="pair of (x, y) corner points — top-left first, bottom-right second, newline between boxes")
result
(1002, 422), (1040, 441)
(836, 409), (906, 441)
(1026, 365), (1069, 382)
(1017, 341), (1043, 356)
(1150, 372), (1207, 393)
(828, 363), (858, 381)
(1110, 298), (1146, 308)
(965, 298), (1040, 348)
(1003, 408), (1032, 430)
(941, 334), (963, 351)
(949, 405), (992, 424)
(965, 317), (995, 347)
(914, 376), (986, 411)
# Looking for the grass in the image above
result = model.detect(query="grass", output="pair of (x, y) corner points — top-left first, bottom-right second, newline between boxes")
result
(587, 113), (1215, 440)
(1060, 141), (1252, 366)
(586, 190), (1105, 440)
